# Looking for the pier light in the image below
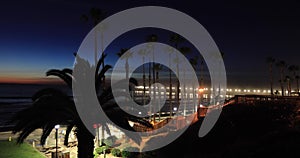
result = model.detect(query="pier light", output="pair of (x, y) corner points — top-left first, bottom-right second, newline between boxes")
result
(253, 90), (256, 93)
(257, 90), (261, 93)
(263, 90), (267, 93)
(268, 90), (271, 93)
(244, 89), (247, 92)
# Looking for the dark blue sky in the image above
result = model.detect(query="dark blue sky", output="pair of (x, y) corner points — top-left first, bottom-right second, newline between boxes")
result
(1, 0), (300, 88)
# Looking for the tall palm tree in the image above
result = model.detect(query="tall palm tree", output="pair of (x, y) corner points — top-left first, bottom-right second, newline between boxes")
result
(165, 47), (174, 118)
(117, 48), (132, 80)
(179, 46), (191, 116)
(81, 8), (106, 66)
(11, 56), (152, 158)
(276, 60), (287, 96)
(285, 75), (292, 96)
(170, 33), (184, 115)
(189, 56), (199, 112)
(154, 63), (163, 121)
(266, 57), (275, 95)
(146, 34), (158, 121)
(296, 75), (300, 94)
(138, 49), (149, 106)
(288, 65), (299, 93)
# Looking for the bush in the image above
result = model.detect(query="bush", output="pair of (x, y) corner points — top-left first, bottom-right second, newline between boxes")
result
(103, 135), (117, 147)
(121, 147), (139, 158)
(111, 148), (121, 157)
(95, 146), (110, 155)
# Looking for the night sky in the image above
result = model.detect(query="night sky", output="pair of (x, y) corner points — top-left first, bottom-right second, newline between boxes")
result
(1, 0), (300, 89)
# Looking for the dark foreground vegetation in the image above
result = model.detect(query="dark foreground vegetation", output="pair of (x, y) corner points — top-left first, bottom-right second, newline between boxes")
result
(141, 101), (300, 158)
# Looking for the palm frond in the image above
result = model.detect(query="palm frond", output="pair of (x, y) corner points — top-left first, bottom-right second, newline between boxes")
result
(64, 124), (75, 146)
(46, 69), (72, 88)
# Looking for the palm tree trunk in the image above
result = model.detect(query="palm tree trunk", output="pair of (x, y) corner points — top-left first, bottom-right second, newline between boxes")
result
(169, 57), (173, 118)
(269, 64), (273, 95)
(297, 78), (299, 93)
(142, 57), (146, 106)
(280, 68), (285, 96)
(76, 126), (95, 158)
(125, 59), (129, 80)
(148, 60), (152, 121)
(156, 71), (161, 121)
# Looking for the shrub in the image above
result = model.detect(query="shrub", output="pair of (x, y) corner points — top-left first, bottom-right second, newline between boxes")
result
(111, 148), (121, 157)
(95, 146), (110, 155)
(121, 147), (139, 158)
(103, 135), (117, 147)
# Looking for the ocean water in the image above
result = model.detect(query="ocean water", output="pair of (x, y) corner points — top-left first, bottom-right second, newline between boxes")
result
(0, 83), (71, 98)
(0, 83), (71, 131)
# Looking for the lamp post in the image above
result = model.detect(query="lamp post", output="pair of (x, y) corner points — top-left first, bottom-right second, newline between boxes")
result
(54, 125), (60, 158)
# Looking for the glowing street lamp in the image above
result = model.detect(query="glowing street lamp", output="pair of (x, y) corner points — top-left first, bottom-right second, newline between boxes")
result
(54, 125), (60, 158)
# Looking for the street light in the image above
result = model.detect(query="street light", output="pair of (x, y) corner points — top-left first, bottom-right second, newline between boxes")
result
(54, 125), (60, 158)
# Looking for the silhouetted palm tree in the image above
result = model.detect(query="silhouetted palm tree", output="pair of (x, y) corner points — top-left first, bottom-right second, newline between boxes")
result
(138, 49), (150, 107)
(276, 60), (287, 96)
(11, 56), (151, 158)
(189, 56), (199, 112)
(266, 57), (275, 95)
(154, 63), (163, 121)
(179, 46), (191, 116)
(296, 75), (300, 93)
(170, 34), (184, 113)
(81, 8), (106, 65)
(288, 65), (299, 93)
(285, 75), (292, 96)
(117, 48), (132, 80)
(146, 34), (158, 121)
(165, 47), (174, 118)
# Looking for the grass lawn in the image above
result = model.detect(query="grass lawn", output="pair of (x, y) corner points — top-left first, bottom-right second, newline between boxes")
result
(0, 140), (45, 158)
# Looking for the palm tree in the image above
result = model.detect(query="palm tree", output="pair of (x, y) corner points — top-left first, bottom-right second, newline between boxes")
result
(179, 46), (191, 116)
(170, 33), (184, 115)
(138, 48), (149, 106)
(296, 75), (300, 94)
(116, 48), (132, 80)
(285, 75), (292, 96)
(154, 63), (163, 121)
(165, 47), (174, 118)
(146, 34), (158, 121)
(11, 56), (152, 158)
(189, 56), (199, 112)
(276, 60), (287, 96)
(288, 65), (299, 93)
(266, 57), (275, 95)
(81, 8), (106, 66)
(81, 7), (108, 95)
